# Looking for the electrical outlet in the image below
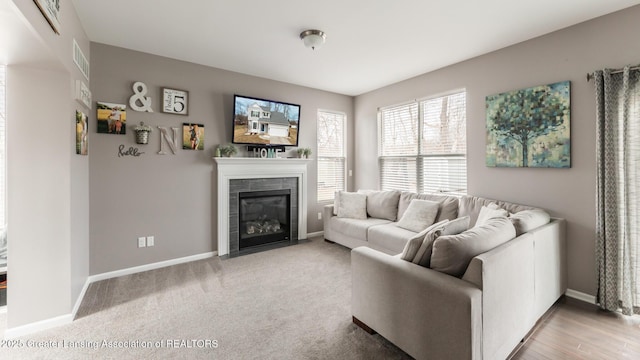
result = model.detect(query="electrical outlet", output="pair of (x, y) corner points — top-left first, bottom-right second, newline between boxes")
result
(147, 236), (155, 247)
(318, 212), (322, 220)
(138, 237), (146, 248)
(349, 169), (353, 177)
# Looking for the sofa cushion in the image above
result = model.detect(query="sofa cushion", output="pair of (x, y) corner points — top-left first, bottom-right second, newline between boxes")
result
(430, 216), (516, 277)
(368, 223), (418, 254)
(396, 199), (439, 232)
(337, 191), (367, 219)
(358, 189), (401, 221)
(398, 192), (459, 223)
(509, 209), (550, 236)
(329, 217), (392, 240)
(400, 220), (449, 261)
(458, 195), (541, 227)
(475, 205), (509, 227)
(413, 216), (471, 267)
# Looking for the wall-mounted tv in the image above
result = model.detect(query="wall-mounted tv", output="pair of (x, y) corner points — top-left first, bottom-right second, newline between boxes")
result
(232, 94), (300, 147)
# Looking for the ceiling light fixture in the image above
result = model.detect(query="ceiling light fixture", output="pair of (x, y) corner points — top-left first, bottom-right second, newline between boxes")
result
(299, 29), (326, 50)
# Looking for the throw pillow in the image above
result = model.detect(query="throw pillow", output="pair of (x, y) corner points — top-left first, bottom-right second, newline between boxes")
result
(475, 204), (508, 227)
(397, 192), (459, 222)
(336, 191), (367, 219)
(400, 220), (449, 262)
(358, 189), (401, 221)
(413, 216), (471, 267)
(430, 216), (516, 277)
(509, 209), (551, 236)
(395, 199), (439, 233)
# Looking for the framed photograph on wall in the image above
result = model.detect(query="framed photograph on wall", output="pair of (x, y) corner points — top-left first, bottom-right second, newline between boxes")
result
(162, 88), (189, 115)
(33, 0), (61, 35)
(182, 123), (204, 150)
(96, 102), (127, 135)
(75, 110), (88, 155)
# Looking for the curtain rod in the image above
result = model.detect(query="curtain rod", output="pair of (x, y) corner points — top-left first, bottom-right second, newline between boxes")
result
(586, 65), (640, 82)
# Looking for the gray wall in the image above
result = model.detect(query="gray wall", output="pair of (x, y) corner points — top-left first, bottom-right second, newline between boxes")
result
(89, 44), (353, 274)
(354, 5), (640, 296)
(6, 0), (90, 328)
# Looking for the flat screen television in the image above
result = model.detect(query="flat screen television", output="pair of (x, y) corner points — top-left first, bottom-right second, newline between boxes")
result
(232, 94), (300, 147)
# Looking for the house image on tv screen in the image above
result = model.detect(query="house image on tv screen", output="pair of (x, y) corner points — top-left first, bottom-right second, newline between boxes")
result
(233, 95), (300, 146)
(247, 103), (290, 137)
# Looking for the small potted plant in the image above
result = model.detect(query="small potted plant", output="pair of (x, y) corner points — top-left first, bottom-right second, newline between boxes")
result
(218, 143), (238, 157)
(297, 147), (312, 158)
(134, 121), (152, 144)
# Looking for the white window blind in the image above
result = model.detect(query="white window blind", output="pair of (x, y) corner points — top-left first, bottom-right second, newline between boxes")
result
(317, 110), (346, 202)
(379, 91), (467, 195)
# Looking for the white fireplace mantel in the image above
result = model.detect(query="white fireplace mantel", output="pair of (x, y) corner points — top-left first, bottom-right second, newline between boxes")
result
(214, 157), (311, 256)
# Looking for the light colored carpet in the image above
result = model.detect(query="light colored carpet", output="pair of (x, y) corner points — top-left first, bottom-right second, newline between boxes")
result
(0, 237), (411, 359)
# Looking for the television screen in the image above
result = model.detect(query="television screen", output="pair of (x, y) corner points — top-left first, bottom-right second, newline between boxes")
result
(232, 94), (300, 147)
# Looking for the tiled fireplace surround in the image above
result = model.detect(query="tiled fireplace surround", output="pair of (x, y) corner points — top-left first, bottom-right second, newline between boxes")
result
(214, 158), (311, 256)
(228, 177), (298, 254)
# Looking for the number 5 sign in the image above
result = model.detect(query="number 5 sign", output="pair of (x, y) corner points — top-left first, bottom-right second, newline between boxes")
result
(162, 88), (189, 115)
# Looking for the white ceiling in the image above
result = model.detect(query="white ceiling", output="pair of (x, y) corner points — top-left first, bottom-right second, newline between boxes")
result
(72, 0), (640, 96)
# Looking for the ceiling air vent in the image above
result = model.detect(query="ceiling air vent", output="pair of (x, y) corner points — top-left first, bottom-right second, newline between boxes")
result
(73, 39), (89, 81)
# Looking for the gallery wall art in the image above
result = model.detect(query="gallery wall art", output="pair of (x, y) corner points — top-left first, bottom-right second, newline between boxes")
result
(33, 0), (60, 34)
(182, 123), (204, 150)
(75, 110), (88, 155)
(96, 102), (127, 135)
(486, 81), (571, 168)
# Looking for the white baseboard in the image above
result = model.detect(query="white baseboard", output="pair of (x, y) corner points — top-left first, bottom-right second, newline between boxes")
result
(3, 251), (217, 339)
(89, 251), (217, 283)
(71, 278), (91, 319)
(4, 314), (73, 339)
(565, 288), (596, 304)
(307, 231), (324, 238)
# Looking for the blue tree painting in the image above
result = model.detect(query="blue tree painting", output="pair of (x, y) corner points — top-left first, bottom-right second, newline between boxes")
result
(486, 81), (570, 168)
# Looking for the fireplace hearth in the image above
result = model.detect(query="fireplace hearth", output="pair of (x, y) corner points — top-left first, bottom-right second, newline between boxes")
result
(239, 189), (291, 250)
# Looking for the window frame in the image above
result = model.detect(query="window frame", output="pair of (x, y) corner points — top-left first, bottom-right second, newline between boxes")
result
(316, 109), (347, 203)
(378, 89), (467, 195)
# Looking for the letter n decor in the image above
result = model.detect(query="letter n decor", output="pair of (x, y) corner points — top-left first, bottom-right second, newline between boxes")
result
(158, 126), (180, 155)
(485, 81), (570, 168)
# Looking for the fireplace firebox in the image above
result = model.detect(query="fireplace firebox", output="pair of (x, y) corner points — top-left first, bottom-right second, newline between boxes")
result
(238, 189), (291, 250)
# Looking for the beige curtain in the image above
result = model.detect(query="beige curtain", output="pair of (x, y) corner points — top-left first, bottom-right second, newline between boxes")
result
(594, 66), (640, 315)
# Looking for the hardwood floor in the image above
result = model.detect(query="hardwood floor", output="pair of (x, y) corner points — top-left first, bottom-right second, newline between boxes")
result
(512, 297), (640, 359)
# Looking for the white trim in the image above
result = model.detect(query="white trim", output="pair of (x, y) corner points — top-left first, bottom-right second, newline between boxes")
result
(214, 158), (311, 256)
(4, 314), (73, 339)
(307, 231), (324, 238)
(377, 87), (467, 111)
(89, 251), (217, 283)
(71, 278), (91, 318)
(3, 251), (217, 339)
(565, 288), (596, 304)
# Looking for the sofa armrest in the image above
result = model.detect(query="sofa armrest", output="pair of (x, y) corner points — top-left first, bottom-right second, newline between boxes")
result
(462, 233), (535, 360)
(323, 204), (335, 220)
(323, 204), (335, 239)
(352, 247), (482, 360)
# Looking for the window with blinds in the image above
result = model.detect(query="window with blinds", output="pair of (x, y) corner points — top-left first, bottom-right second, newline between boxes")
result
(379, 90), (467, 195)
(317, 110), (346, 202)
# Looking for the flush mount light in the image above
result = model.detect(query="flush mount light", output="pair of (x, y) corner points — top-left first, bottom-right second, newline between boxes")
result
(299, 29), (326, 50)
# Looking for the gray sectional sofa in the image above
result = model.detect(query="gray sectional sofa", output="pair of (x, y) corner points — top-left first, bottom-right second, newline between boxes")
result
(323, 190), (567, 360)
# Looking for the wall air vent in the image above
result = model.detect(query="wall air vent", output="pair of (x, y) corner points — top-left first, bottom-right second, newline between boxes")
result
(73, 39), (90, 81)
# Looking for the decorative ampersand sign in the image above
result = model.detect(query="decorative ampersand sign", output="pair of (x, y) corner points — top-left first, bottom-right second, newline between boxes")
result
(129, 81), (154, 112)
